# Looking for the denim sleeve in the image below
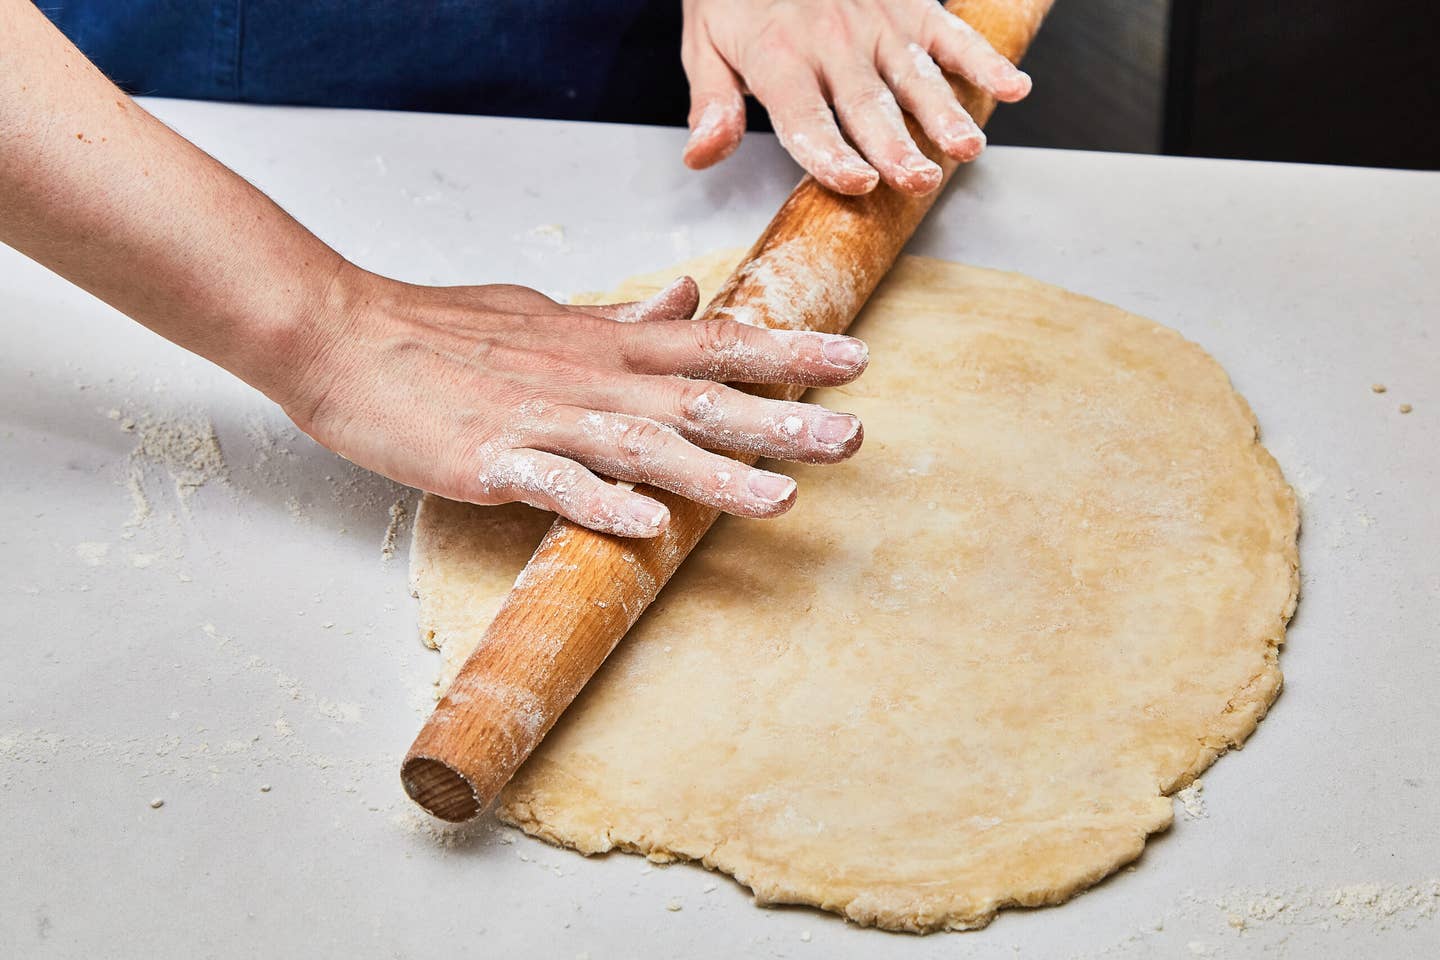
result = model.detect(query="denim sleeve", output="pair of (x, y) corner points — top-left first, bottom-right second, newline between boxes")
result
(39, 0), (683, 122)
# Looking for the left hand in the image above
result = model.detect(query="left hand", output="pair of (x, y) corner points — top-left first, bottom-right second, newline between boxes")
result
(679, 0), (1031, 195)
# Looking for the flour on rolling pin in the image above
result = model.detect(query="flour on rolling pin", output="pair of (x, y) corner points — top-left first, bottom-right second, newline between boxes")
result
(710, 234), (877, 330)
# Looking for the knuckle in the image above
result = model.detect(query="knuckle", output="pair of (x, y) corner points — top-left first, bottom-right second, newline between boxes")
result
(672, 379), (724, 423)
(753, 18), (799, 56)
(849, 83), (895, 110)
(543, 464), (585, 503)
(700, 462), (744, 500)
(840, 84), (902, 128)
(578, 492), (619, 526)
(691, 319), (745, 359)
(468, 427), (504, 462)
(894, 44), (945, 90)
(471, 446), (520, 496)
(485, 283), (536, 301)
(815, 13), (852, 46)
(757, 13), (795, 41)
(613, 325), (660, 372)
(616, 418), (677, 460)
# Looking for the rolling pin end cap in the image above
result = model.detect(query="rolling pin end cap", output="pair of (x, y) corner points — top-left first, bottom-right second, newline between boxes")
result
(401, 755), (483, 822)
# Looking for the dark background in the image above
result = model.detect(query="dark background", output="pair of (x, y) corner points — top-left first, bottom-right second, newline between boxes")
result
(1159, 0), (1439, 169)
(988, 0), (1440, 171)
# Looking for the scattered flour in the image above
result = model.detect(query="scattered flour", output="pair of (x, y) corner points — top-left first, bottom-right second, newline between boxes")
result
(74, 542), (110, 565)
(127, 412), (227, 504)
(381, 497), (410, 562)
(115, 409), (228, 529)
(1176, 779), (1207, 820)
(1063, 878), (1440, 959)
(284, 496), (308, 525)
(515, 223), (572, 260)
(389, 808), (501, 850)
(1206, 880), (1440, 931)
(526, 223), (568, 245)
(242, 410), (299, 481)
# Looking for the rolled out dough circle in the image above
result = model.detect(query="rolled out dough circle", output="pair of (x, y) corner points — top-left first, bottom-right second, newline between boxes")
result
(410, 252), (1299, 933)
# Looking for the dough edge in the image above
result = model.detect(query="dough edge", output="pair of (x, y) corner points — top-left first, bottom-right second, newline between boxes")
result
(459, 253), (1303, 934)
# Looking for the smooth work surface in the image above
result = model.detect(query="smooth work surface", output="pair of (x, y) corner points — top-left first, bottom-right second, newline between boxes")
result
(2, 99), (1437, 958)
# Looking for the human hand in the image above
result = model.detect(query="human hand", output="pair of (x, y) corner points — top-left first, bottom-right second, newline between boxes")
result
(277, 268), (869, 538)
(0, 0), (870, 544)
(680, 0), (1031, 195)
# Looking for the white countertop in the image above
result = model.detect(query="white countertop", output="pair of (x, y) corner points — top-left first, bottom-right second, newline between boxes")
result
(2, 98), (1437, 959)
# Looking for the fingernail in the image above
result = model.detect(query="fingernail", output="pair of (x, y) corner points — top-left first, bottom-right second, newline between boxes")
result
(821, 336), (868, 368)
(902, 153), (940, 175)
(617, 277), (692, 323)
(993, 69), (1031, 99)
(647, 276), (688, 304)
(687, 101), (730, 148)
(747, 471), (797, 503)
(838, 160), (880, 190)
(944, 121), (986, 147)
(627, 499), (669, 531)
(812, 414), (860, 446)
(943, 117), (981, 139)
(639, 277), (694, 319)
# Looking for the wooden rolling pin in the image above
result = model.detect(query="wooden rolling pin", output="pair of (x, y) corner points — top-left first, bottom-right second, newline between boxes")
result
(403, 0), (1055, 821)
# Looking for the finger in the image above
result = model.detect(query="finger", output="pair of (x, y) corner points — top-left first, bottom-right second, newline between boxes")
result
(473, 448), (671, 538)
(925, 8), (1032, 102)
(615, 317), (869, 386)
(584, 376), (863, 464)
(824, 59), (942, 195)
(576, 277), (701, 323)
(530, 408), (799, 519)
(680, 32), (747, 169)
(880, 41), (986, 163)
(746, 57), (878, 194)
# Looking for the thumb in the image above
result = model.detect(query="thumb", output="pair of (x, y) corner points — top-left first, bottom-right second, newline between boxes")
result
(681, 33), (746, 169)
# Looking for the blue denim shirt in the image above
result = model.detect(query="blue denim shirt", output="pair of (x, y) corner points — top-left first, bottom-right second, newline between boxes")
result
(42, 0), (688, 123)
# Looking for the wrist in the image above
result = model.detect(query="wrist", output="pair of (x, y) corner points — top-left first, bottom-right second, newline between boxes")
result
(234, 252), (378, 419)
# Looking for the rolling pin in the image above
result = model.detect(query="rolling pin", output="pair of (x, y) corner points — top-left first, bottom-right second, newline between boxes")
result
(403, 0), (1055, 821)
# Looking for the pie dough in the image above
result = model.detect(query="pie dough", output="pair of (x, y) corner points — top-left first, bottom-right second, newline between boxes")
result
(410, 251), (1299, 933)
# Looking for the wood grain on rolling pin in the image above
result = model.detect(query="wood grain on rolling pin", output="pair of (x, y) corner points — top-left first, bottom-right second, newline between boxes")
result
(402, 0), (1056, 822)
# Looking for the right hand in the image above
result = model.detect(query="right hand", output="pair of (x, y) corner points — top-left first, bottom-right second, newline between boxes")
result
(275, 266), (868, 538)
(679, 0), (1032, 194)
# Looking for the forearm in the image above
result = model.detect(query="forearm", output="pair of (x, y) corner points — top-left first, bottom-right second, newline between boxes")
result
(0, 1), (879, 537)
(0, 0), (348, 401)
